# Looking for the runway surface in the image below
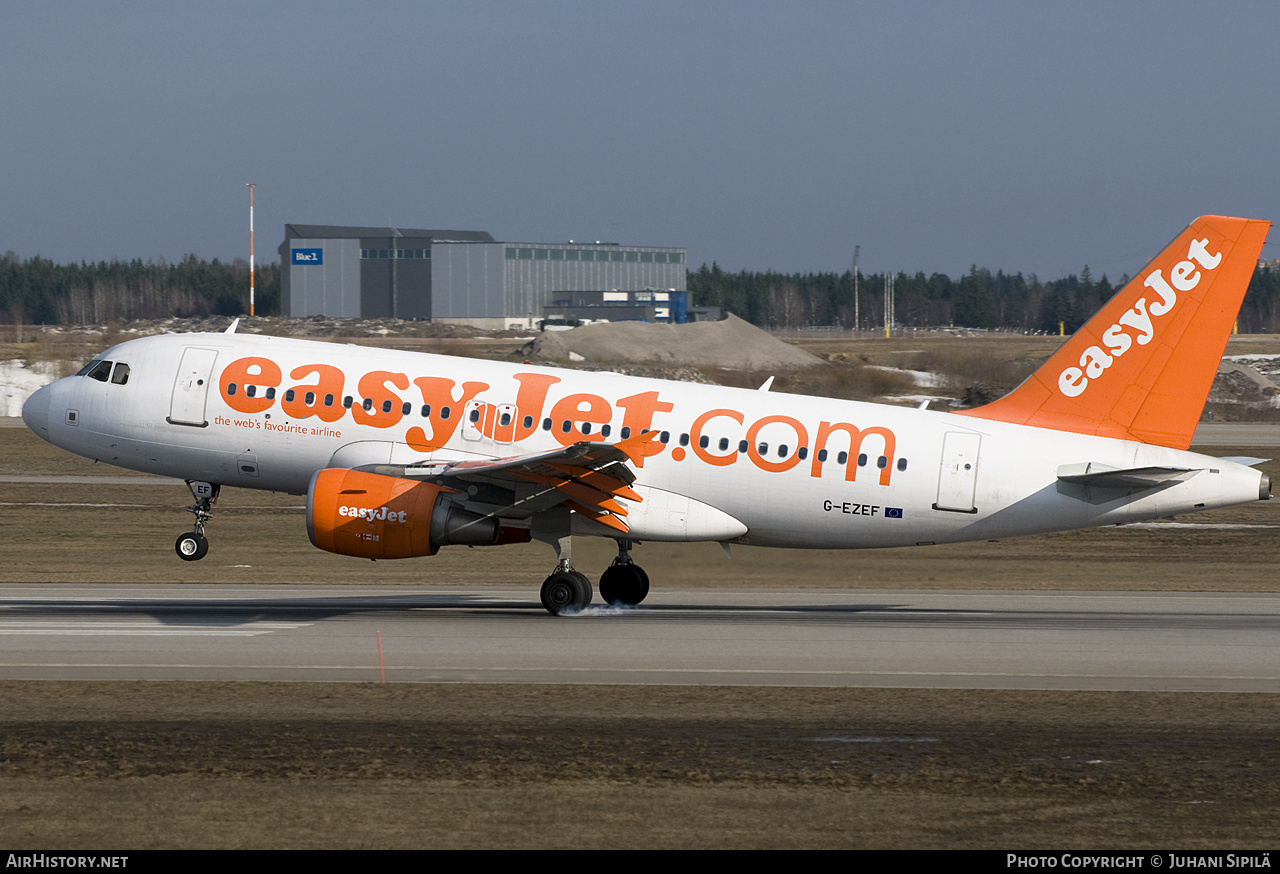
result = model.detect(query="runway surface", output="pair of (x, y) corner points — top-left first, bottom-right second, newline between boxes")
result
(1, 584), (1277, 691)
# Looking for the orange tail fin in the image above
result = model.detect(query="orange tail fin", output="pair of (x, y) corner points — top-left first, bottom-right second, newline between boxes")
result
(955, 215), (1270, 449)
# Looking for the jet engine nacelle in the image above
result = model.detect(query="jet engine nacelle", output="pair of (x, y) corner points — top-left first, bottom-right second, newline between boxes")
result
(307, 468), (512, 559)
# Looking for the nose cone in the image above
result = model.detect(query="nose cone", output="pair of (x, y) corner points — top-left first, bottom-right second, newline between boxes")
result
(22, 383), (51, 441)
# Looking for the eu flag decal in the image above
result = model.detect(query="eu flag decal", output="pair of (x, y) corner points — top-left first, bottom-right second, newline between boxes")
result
(885, 507), (904, 519)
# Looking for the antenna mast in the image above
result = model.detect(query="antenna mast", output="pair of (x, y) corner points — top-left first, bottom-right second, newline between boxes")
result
(246, 183), (256, 317)
(851, 245), (860, 331)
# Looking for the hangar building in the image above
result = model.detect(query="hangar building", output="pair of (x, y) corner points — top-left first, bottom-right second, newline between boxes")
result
(279, 224), (687, 328)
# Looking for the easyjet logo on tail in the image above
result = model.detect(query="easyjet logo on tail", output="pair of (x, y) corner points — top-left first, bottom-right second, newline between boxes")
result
(1057, 237), (1222, 398)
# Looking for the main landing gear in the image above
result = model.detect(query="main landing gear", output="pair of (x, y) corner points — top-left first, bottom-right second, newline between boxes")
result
(539, 539), (650, 616)
(540, 563), (592, 615)
(599, 538), (649, 607)
(175, 480), (219, 562)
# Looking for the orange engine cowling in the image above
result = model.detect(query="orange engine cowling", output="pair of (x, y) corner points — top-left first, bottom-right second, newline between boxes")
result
(307, 468), (509, 559)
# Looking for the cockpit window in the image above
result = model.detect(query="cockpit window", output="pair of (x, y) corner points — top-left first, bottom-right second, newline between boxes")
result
(79, 360), (113, 382)
(110, 363), (130, 385)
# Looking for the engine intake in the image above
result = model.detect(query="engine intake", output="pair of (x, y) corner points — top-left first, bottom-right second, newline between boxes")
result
(307, 468), (507, 559)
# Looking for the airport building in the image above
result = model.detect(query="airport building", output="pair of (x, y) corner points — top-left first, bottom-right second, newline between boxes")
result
(279, 224), (688, 328)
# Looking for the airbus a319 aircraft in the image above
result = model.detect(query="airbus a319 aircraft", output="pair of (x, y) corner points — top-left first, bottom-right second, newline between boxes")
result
(21, 216), (1272, 614)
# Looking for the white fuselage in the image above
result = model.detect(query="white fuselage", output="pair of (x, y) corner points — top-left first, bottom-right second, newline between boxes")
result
(22, 332), (1266, 549)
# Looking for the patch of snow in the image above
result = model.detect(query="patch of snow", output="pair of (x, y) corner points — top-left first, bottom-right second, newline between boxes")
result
(889, 394), (961, 406)
(865, 365), (947, 387)
(0, 360), (57, 418)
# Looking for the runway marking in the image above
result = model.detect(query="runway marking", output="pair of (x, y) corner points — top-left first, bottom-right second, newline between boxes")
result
(809, 736), (940, 743)
(0, 621), (310, 637)
(0, 663), (1276, 682)
(0, 502), (159, 508)
(0, 502), (303, 509)
(1126, 522), (1278, 530)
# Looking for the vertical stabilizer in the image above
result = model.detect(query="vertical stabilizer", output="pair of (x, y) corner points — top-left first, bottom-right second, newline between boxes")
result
(956, 216), (1270, 449)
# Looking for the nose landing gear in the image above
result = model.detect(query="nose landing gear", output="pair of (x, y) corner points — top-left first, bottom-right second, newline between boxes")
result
(176, 481), (219, 562)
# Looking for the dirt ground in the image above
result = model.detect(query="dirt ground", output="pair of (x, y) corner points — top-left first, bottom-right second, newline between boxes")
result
(3, 424), (1279, 591)
(3, 329), (1280, 849)
(3, 682), (1278, 849)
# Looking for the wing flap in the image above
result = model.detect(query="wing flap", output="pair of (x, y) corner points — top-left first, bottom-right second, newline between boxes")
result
(362, 434), (657, 532)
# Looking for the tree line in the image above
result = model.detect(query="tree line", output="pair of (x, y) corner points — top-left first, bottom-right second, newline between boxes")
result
(4, 249), (1280, 333)
(0, 252), (280, 325)
(688, 262), (1280, 334)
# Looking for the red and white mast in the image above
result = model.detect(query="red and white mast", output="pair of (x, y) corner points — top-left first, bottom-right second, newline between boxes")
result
(247, 182), (256, 317)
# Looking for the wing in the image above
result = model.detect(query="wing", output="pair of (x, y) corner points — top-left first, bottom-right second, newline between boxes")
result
(349, 430), (657, 534)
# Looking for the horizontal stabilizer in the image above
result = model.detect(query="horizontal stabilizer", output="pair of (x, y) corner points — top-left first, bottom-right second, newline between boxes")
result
(1056, 461), (1199, 489)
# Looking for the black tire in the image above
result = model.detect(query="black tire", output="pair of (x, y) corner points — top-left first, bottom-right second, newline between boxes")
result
(175, 532), (208, 562)
(599, 563), (650, 606)
(540, 570), (592, 615)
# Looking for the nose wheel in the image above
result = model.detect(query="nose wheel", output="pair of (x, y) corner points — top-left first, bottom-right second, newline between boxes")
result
(176, 481), (219, 562)
(175, 531), (209, 561)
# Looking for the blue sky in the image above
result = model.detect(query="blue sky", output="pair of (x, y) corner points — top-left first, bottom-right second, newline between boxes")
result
(4, 1), (1277, 280)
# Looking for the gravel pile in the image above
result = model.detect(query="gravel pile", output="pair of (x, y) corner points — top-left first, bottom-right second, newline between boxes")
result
(520, 314), (822, 370)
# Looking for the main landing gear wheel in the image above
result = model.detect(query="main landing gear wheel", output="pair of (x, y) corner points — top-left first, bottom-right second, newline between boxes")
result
(540, 570), (592, 616)
(175, 531), (208, 562)
(599, 538), (649, 606)
(599, 563), (649, 606)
